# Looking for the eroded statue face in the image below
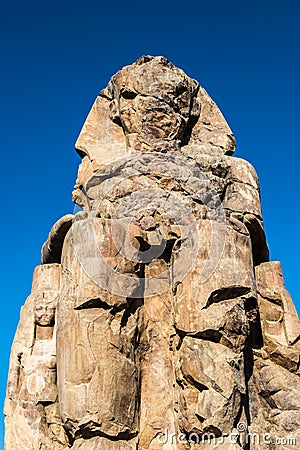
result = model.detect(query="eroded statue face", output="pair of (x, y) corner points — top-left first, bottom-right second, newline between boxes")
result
(109, 56), (200, 149)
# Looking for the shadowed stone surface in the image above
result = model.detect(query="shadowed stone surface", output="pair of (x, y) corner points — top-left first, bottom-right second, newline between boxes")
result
(5, 56), (300, 449)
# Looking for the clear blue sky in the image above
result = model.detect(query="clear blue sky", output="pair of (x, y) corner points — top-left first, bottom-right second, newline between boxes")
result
(1, 0), (299, 445)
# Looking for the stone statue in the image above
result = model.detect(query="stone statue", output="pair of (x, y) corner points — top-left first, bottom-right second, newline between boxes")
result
(4, 265), (68, 449)
(5, 56), (300, 449)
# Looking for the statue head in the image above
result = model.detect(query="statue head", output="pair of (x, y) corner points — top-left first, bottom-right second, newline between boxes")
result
(107, 56), (200, 151)
(34, 292), (57, 327)
(74, 55), (236, 188)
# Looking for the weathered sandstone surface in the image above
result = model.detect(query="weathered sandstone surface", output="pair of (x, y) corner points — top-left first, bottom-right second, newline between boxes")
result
(5, 56), (300, 449)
